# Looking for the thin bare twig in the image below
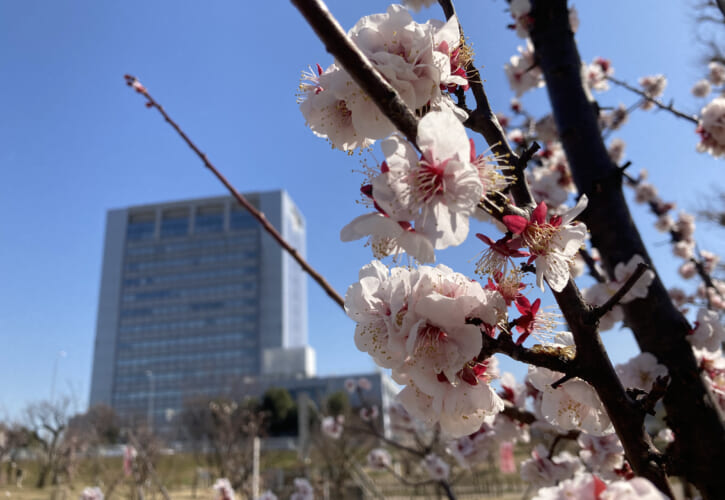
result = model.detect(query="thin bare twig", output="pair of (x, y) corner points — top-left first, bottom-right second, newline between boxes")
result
(606, 75), (700, 125)
(123, 75), (345, 309)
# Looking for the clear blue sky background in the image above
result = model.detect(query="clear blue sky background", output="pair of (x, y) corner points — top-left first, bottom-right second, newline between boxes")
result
(0, 0), (722, 419)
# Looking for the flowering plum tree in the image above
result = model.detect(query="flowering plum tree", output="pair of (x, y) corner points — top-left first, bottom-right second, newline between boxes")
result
(125, 0), (725, 498)
(289, 0), (725, 498)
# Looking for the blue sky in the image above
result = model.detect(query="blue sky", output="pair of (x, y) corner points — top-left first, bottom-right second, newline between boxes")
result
(1, 0), (722, 419)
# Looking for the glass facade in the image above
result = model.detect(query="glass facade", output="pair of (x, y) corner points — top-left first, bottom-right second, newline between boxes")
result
(89, 192), (311, 434)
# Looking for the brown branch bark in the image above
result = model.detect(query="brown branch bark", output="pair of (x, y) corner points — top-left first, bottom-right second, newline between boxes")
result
(123, 75), (345, 310)
(529, 2), (725, 498)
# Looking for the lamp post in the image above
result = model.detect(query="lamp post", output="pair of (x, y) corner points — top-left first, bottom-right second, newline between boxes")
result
(145, 370), (155, 433)
(50, 350), (67, 401)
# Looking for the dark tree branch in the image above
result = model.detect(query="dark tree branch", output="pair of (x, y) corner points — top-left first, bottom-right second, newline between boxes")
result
(291, 0), (419, 148)
(593, 262), (650, 318)
(123, 75), (345, 310)
(529, 2), (725, 497)
(478, 330), (575, 375)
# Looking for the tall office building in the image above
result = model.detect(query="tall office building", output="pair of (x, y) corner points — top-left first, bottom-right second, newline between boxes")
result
(88, 191), (314, 430)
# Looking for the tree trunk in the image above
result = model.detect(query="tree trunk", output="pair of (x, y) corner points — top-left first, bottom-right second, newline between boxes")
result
(529, 2), (725, 498)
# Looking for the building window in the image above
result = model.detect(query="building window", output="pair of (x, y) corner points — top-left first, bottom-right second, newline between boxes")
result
(230, 208), (257, 231)
(161, 208), (189, 238)
(195, 205), (224, 234)
(127, 212), (155, 242)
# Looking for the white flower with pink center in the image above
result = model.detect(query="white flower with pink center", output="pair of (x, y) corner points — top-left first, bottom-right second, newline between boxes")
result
(421, 453), (450, 480)
(298, 64), (373, 152)
(528, 334), (613, 436)
(372, 110), (482, 251)
(505, 41), (543, 97)
(688, 307), (725, 352)
(615, 352), (668, 392)
(397, 359), (504, 438)
(638, 75), (667, 110)
(321, 415), (344, 439)
(520, 444), (584, 487)
(532, 472), (607, 500)
(367, 448), (392, 469)
(290, 478), (314, 500)
(577, 433), (624, 480)
(601, 477), (669, 500)
(503, 196), (589, 292)
(697, 97), (725, 158)
(344, 261), (413, 370)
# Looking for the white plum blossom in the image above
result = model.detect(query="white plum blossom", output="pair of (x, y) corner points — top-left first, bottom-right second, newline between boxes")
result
(673, 240), (694, 260)
(708, 61), (725, 86)
(299, 6), (467, 152)
(679, 261), (697, 280)
(358, 377), (372, 391)
(608, 138), (626, 164)
(527, 143), (577, 207)
(213, 478), (236, 500)
(697, 97), (725, 158)
(601, 104), (629, 131)
(397, 363), (504, 437)
(528, 334), (614, 436)
(344, 261), (412, 370)
(505, 41), (543, 96)
(634, 183), (657, 204)
(674, 211), (696, 240)
(534, 473), (667, 500)
(577, 433), (624, 479)
(532, 472), (606, 500)
(421, 453), (450, 480)
(446, 427), (497, 468)
(520, 444), (584, 487)
(290, 478), (314, 500)
(615, 352), (668, 392)
(509, 0), (532, 38)
(638, 75), (667, 110)
(321, 415), (344, 439)
(654, 213), (674, 233)
(346, 262), (506, 437)
(367, 448), (392, 469)
(585, 58), (614, 93)
(503, 196), (589, 292)
(371, 110), (482, 252)
(298, 64), (374, 152)
(341, 212), (436, 263)
(80, 487), (104, 500)
(688, 307), (725, 352)
(692, 79), (712, 98)
(359, 405), (379, 421)
(600, 477), (669, 500)
(613, 255), (655, 303)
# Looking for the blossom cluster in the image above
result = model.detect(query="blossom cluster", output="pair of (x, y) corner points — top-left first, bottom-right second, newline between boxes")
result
(299, 5), (468, 153)
(345, 260), (505, 437)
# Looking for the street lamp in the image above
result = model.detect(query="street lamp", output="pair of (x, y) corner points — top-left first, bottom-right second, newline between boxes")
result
(145, 370), (155, 433)
(50, 350), (67, 401)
